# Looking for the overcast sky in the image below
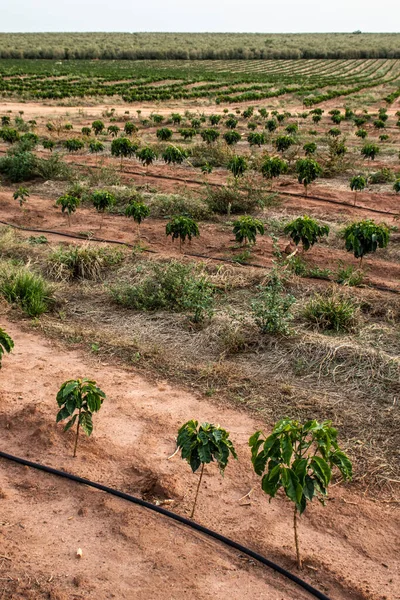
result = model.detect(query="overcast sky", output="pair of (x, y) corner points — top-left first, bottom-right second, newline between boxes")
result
(1, 0), (399, 33)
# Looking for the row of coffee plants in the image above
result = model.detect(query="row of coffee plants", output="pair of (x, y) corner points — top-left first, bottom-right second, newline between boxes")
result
(0, 334), (352, 571)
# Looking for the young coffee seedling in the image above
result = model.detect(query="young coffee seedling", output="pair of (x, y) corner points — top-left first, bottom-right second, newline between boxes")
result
(13, 186), (30, 208)
(56, 378), (106, 457)
(361, 143), (380, 161)
(350, 175), (367, 206)
(296, 158), (322, 196)
(91, 120), (105, 135)
(166, 216), (199, 252)
(56, 194), (80, 226)
(0, 327), (14, 368)
(227, 155), (248, 178)
(232, 215), (265, 246)
(261, 157), (288, 188)
(284, 215), (329, 252)
(125, 199), (150, 239)
(177, 420), (237, 518)
(249, 418), (352, 569)
(91, 190), (115, 229)
(341, 219), (390, 264)
(111, 137), (137, 169)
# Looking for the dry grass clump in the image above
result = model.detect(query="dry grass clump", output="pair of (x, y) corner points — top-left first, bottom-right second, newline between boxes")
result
(303, 289), (360, 332)
(47, 243), (125, 282)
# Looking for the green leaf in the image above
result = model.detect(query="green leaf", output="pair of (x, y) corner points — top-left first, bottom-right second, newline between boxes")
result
(56, 406), (70, 423)
(253, 451), (268, 476)
(281, 435), (293, 465)
(63, 414), (77, 432)
(303, 475), (315, 501)
(261, 466), (281, 498)
(65, 395), (77, 415)
(330, 450), (353, 480)
(189, 449), (201, 473)
(79, 411), (93, 436)
(311, 456), (332, 487)
(292, 458), (307, 485)
(198, 442), (212, 464)
(62, 380), (79, 398)
(281, 467), (301, 504)
(248, 430), (262, 448)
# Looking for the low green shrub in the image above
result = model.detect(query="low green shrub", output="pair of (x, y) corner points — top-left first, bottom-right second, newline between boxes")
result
(251, 270), (295, 335)
(110, 260), (214, 323)
(335, 263), (365, 287)
(189, 142), (231, 168)
(0, 150), (37, 182)
(368, 168), (396, 185)
(146, 193), (211, 220)
(204, 179), (270, 215)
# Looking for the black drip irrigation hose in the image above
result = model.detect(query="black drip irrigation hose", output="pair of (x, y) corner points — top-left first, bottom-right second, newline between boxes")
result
(0, 149), (398, 218)
(0, 450), (331, 600)
(1, 220), (399, 295)
(70, 160), (400, 219)
(0, 220), (157, 254)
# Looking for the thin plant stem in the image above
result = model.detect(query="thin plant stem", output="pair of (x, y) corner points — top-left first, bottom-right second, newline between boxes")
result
(73, 408), (81, 458)
(294, 507), (302, 569)
(190, 463), (205, 519)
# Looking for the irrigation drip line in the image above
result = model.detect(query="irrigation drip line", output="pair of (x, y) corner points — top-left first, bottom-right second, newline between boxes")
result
(70, 160), (399, 218)
(0, 220), (157, 254)
(1, 220), (399, 294)
(0, 450), (331, 600)
(0, 148), (397, 217)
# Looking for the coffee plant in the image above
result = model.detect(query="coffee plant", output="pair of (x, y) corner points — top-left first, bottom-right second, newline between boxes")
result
(13, 186), (29, 208)
(56, 194), (80, 226)
(125, 199), (150, 238)
(232, 215), (265, 246)
(341, 219), (390, 262)
(166, 215), (200, 251)
(296, 158), (322, 195)
(56, 378), (106, 457)
(91, 190), (115, 228)
(284, 215), (329, 251)
(227, 155), (248, 178)
(177, 420), (237, 518)
(350, 175), (367, 205)
(91, 120), (105, 135)
(162, 145), (188, 164)
(223, 130), (241, 145)
(249, 418), (352, 568)
(361, 143), (379, 160)
(157, 127), (173, 142)
(261, 156), (288, 185)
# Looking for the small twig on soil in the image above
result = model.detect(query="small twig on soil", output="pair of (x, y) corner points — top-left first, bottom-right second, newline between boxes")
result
(0, 557), (11, 562)
(341, 498), (358, 506)
(167, 446), (180, 460)
(238, 488), (254, 503)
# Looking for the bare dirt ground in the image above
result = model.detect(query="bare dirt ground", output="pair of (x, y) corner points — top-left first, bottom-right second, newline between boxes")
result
(0, 319), (399, 600)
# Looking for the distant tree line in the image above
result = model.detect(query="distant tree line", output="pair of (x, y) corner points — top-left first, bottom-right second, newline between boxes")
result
(1, 32), (400, 60)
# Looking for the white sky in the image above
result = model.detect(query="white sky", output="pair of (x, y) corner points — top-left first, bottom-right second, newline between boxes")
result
(1, 0), (399, 32)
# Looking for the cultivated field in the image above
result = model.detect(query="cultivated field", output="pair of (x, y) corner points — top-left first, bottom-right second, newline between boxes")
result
(0, 55), (399, 600)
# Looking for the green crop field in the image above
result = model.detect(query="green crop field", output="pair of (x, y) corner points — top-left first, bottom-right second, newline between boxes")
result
(1, 58), (400, 106)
